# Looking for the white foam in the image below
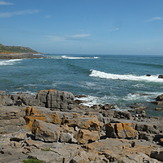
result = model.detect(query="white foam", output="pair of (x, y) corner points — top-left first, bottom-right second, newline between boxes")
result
(90, 69), (163, 83)
(61, 55), (99, 60)
(123, 93), (148, 101)
(75, 95), (100, 107)
(0, 59), (22, 66)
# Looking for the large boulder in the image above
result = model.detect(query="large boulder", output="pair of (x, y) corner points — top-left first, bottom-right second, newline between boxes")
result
(36, 89), (74, 111)
(63, 115), (102, 131)
(76, 129), (100, 144)
(32, 119), (60, 142)
(106, 122), (138, 139)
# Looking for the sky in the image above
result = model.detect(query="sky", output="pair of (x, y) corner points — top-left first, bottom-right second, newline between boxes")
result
(0, 0), (163, 55)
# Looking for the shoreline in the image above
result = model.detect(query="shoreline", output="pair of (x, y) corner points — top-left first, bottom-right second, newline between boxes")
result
(0, 53), (45, 59)
(0, 89), (163, 162)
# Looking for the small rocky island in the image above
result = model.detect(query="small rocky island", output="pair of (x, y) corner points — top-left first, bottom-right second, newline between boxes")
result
(0, 89), (163, 163)
(0, 44), (44, 59)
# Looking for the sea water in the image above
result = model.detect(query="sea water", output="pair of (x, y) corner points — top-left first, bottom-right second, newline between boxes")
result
(0, 54), (163, 116)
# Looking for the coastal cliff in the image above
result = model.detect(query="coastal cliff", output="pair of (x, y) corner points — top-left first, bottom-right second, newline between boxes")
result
(0, 44), (44, 59)
(0, 89), (163, 163)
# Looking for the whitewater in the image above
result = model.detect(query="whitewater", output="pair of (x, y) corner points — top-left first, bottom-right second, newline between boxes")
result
(90, 69), (163, 83)
(0, 54), (163, 116)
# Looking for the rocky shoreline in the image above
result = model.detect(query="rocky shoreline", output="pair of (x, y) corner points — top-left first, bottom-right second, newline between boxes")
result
(0, 53), (45, 59)
(0, 89), (163, 163)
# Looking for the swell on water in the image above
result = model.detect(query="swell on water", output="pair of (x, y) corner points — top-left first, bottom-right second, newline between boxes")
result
(90, 69), (163, 83)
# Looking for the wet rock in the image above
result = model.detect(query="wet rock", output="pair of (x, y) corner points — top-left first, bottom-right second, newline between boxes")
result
(158, 75), (163, 79)
(156, 94), (163, 101)
(146, 74), (151, 77)
(32, 119), (60, 142)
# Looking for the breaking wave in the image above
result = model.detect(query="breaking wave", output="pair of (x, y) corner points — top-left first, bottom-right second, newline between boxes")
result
(0, 59), (22, 66)
(61, 55), (99, 59)
(90, 69), (163, 83)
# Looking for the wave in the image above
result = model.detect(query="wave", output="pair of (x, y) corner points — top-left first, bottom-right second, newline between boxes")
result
(90, 69), (163, 83)
(125, 61), (163, 69)
(61, 55), (99, 60)
(0, 59), (23, 66)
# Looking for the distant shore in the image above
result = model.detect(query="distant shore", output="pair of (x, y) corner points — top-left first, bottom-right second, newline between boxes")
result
(0, 53), (45, 59)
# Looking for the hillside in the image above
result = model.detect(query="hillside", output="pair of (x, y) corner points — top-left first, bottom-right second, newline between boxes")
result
(0, 44), (39, 54)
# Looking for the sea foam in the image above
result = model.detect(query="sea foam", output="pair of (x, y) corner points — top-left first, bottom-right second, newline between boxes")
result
(90, 69), (163, 83)
(0, 59), (22, 66)
(61, 55), (99, 59)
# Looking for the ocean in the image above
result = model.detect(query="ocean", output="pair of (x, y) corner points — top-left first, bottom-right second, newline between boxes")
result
(0, 54), (163, 116)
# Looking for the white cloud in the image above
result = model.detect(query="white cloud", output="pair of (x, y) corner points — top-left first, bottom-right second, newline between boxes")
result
(147, 17), (163, 22)
(0, 9), (39, 18)
(0, 1), (13, 5)
(47, 33), (91, 41)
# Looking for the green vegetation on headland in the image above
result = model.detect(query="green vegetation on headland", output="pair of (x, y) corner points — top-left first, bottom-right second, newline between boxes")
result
(0, 44), (39, 54)
(0, 44), (44, 59)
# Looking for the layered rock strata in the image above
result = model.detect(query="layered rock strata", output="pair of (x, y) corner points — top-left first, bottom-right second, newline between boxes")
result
(0, 90), (163, 163)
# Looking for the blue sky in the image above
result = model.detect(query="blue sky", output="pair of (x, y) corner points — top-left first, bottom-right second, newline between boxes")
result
(0, 0), (163, 55)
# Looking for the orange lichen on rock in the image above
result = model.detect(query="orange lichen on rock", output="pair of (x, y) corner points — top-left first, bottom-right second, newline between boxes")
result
(24, 107), (46, 129)
(76, 129), (100, 144)
(50, 112), (61, 124)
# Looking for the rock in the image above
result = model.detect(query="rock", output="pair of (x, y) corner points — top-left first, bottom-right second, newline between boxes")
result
(138, 132), (155, 142)
(150, 149), (163, 161)
(158, 75), (163, 79)
(24, 106), (47, 129)
(159, 138), (163, 145)
(0, 106), (26, 134)
(146, 74), (151, 77)
(113, 111), (131, 120)
(0, 91), (13, 106)
(135, 122), (159, 134)
(102, 104), (115, 110)
(155, 107), (163, 111)
(10, 131), (27, 142)
(11, 93), (40, 106)
(106, 122), (138, 139)
(60, 132), (73, 143)
(63, 115), (102, 131)
(156, 94), (163, 101)
(99, 150), (117, 162)
(76, 129), (100, 144)
(36, 89), (74, 111)
(32, 119), (60, 142)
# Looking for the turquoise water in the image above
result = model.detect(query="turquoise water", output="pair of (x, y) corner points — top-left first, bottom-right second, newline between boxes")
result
(0, 54), (163, 116)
